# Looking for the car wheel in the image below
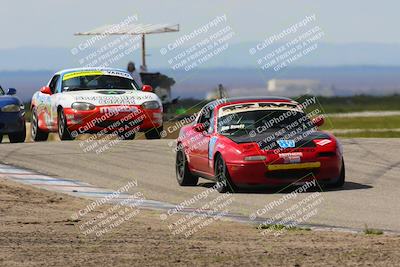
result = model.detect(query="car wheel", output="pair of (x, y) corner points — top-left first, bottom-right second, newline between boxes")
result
(31, 107), (49, 142)
(58, 109), (74, 141)
(330, 158), (345, 188)
(145, 126), (163, 139)
(176, 147), (198, 186)
(0, 134), (3, 143)
(214, 155), (236, 193)
(9, 124), (26, 143)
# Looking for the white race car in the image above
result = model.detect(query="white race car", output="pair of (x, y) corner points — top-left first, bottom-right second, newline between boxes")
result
(30, 68), (163, 141)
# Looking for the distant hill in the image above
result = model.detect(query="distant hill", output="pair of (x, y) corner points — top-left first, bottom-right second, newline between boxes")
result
(1, 42), (400, 71)
(1, 67), (400, 102)
(1, 42), (400, 101)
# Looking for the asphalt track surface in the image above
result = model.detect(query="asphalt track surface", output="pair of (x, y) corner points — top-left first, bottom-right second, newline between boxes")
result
(0, 138), (399, 232)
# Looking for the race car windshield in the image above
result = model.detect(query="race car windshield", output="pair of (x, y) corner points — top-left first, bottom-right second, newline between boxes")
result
(217, 109), (312, 136)
(62, 75), (138, 92)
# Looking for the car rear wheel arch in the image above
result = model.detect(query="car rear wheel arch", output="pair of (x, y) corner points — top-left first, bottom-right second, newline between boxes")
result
(213, 151), (222, 173)
(175, 146), (198, 186)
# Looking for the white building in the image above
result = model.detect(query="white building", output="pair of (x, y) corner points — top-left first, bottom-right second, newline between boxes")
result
(267, 79), (333, 97)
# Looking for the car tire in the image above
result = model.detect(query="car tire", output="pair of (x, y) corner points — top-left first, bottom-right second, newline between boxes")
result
(31, 107), (49, 142)
(145, 126), (163, 139)
(176, 147), (198, 186)
(330, 158), (345, 188)
(58, 109), (74, 141)
(9, 124), (26, 143)
(214, 155), (236, 193)
(0, 134), (3, 143)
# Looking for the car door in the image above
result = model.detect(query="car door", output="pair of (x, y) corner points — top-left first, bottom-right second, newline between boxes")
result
(49, 75), (61, 130)
(193, 107), (215, 174)
(36, 76), (57, 129)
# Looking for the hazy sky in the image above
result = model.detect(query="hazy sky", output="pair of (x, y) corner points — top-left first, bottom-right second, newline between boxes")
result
(0, 0), (399, 49)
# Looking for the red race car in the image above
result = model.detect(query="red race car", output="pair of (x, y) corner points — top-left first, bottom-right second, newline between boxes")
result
(175, 97), (345, 193)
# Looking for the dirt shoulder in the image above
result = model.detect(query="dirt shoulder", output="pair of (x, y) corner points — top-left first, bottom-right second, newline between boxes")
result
(0, 178), (399, 267)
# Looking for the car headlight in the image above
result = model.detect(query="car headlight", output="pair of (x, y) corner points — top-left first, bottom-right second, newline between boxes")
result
(244, 155), (266, 161)
(142, 101), (160, 110)
(71, 102), (95, 111)
(1, 104), (20, 112)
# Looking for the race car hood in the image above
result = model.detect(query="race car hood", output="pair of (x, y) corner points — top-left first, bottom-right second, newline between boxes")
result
(60, 89), (161, 106)
(226, 130), (332, 149)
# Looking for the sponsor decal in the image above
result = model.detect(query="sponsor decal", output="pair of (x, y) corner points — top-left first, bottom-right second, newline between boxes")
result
(99, 106), (138, 113)
(315, 139), (332, 146)
(218, 102), (301, 117)
(216, 144), (225, 149)
(62, 70), (133, 81)
(102, 70), (132, 79)
(74, 95), (136, 105)
(277, 139), (295, 148)
(279, 152), (302, 163)
(220, 124), (245, 132)
(135, 95), (154, 100)
(266, 148), (315, 154)
(63, 71), (103, 81)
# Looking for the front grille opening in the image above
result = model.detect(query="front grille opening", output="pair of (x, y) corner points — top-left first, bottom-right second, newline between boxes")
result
(95, 119), (143, 129)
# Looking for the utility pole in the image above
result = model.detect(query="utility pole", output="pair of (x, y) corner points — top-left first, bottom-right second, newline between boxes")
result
(218, 84), (225, 99)
(141, 34), (146, 69)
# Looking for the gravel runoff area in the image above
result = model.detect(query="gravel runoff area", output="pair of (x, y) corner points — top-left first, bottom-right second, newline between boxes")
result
(1, 178), (400, 266)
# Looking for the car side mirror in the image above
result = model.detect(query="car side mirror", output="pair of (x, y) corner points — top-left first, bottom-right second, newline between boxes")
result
(142, 85), (153, 92)
(312, 115), (325, 127)
(7, 88), (16, 95)
(193, 123), (206, 132)
(40, 86), (52, 95)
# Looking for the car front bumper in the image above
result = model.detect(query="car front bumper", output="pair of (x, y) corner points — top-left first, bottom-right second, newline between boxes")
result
(63, 105), (163, 134)
(226, 155), (342, 187)
(0, 111), (25, 134)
